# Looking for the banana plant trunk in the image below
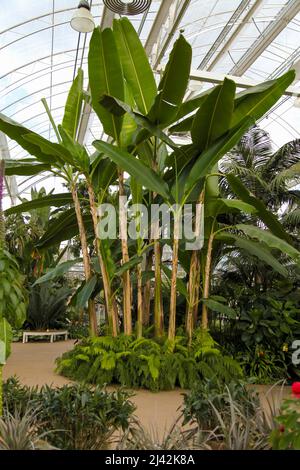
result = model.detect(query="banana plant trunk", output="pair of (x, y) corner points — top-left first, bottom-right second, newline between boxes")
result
(186, 190), (204, 342)
(201, 232), (214, 329)
(186, 251), (200, 343)
(168, 213), (180, 341)
(86, 183), (119, 337)
(71, 186), (98, 336)
(136, 263), (143, 338)
(143, 249), (153, 326)
(118, 171), (132, 336)
(154, 238), (164, 337)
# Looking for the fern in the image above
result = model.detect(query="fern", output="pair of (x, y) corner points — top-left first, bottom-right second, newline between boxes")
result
(56, 329), (243, 391)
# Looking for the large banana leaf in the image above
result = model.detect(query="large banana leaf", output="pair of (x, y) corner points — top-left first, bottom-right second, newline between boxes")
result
(230, 70), (295, 128)
(120, 82), (137, 149)
(89, 27), (124, 140)
(5, 159), (51, 176)
(191, 78), (236, 150)
(34, 258), (83, 285)
(147, 35), (192, 126)
(205, 198), (257, 217)
(23, 133), (74, 165)
(99, 95), (177, 149)
(36, 208), (93, 249)
(236, 224), (300, 261)
(75, 276), (98, 310)
(113, 18), (157, 114)
(170, 71), (295, 135)
(62, 68), (84, 140)
(217, 232), (288, 277)
(58, 125), (90, 172)
(91, 155), (118, 192)
(226, 174), (290, 242)
(185, 116), (253, 195)
(0, 113), (58, 164)
(93, 140), (170, 200)
(202, 299), (236, 318)
(176, 89), (212, 121)
(4, 193), (73, 216)
(0, 318), (13, 363)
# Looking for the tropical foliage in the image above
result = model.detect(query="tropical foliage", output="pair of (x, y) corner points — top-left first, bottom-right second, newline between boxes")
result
(56, 329), (242, 391)
(0, 19), (299, 388)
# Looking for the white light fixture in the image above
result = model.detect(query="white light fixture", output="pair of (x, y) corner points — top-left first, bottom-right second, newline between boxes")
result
(71, 1), (95, 33)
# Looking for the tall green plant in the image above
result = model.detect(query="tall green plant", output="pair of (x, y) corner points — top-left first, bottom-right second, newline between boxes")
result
(0, 160), (27, 415)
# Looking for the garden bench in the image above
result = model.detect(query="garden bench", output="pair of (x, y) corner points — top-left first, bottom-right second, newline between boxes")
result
(22, 330), (68, 344)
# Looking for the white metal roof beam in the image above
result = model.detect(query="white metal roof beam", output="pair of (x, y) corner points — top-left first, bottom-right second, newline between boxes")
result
(230, 0), (300, 76)
(0, 132), (18, 206)
(208, 0), (264, 71)
(77, 7), (115, 145)
(198, 0), (252, 70)
(144, 0), (175, 56)
(153, 0), (192, 69)
(188, 68), (300, 97)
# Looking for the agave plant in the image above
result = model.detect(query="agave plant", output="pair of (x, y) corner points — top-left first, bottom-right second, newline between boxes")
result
(117, 418), (212, 450)
(0, 408), (55, 450)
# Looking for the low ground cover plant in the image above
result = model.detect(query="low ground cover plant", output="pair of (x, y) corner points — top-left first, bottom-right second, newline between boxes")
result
(56, 329), (242, 391)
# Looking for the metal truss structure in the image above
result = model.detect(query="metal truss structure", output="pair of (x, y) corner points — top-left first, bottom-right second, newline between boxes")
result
(0, 0), (300, 205)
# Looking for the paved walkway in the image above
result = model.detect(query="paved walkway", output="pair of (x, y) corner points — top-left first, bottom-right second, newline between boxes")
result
(3, 341), (292, 436)
(3, 341), (185, 434)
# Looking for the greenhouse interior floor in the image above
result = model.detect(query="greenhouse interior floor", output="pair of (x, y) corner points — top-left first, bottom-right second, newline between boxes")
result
(3, 341), (291, 435)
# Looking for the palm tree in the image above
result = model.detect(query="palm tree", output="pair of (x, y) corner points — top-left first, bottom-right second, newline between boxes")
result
(220, 125), (300, 214)
(214, 125), (300, 293)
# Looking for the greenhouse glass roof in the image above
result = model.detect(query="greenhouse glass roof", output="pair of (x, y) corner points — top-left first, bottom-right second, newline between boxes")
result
(1, 0), (300, 207)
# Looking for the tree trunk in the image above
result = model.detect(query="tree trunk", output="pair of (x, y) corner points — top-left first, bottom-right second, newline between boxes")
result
(136, 263), (143, 338)
(143, 249), (153, 326)
(154, 239), (164, 337)
(86, 183), (118, 337)
(202, 232), (214, 329)
(186, 190), (204, 342)
(71, 186), (97, 336)
(118, 171), (132, 336)
(168, 213), (180, 341)
(186, 251), (200, 344)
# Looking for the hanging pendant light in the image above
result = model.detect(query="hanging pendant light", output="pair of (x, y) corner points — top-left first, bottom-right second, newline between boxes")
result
(103, 0), (152, 16)
(71, 1), (95, 33)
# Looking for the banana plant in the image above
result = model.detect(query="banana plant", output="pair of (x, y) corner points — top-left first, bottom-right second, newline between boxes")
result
(0, 18), (297, 346)
(94, 19), (295, 339)
(0, 72), (101, 335)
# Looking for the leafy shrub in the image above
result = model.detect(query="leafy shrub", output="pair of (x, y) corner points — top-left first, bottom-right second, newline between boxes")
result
(67, 321), (90, 339)
(26, 282), (71, 331)
(182, 378), (259, 430)
(211, 294), (300, 382)
(36, 384), (135, 449)
(182, 379), (286, 450)
(270, 397), (300, 449)
(56, 329), (242, 391)
(3, 378), (135, 450)
(237, 298), (300, 351)
(238, 347), (288, 384)
(3, 377), (39, 415)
